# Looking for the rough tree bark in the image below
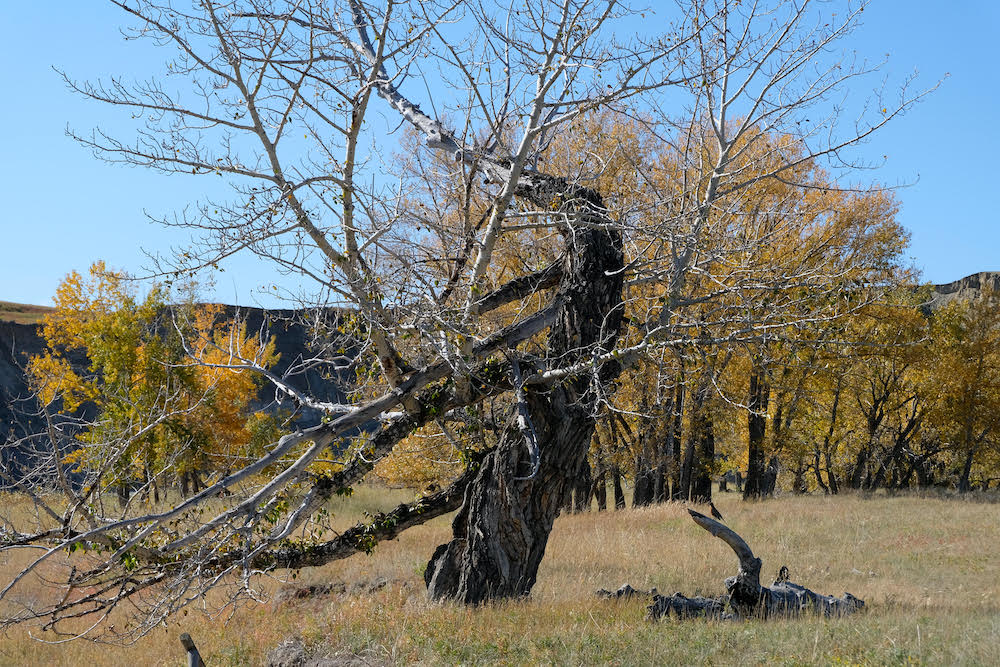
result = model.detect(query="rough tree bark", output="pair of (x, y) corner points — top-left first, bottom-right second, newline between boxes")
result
(744, 368), (770, 499)
(425, 182), (625, 603)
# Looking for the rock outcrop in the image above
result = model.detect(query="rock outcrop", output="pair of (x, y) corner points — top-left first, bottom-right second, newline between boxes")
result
(930, 271), (1000, 307)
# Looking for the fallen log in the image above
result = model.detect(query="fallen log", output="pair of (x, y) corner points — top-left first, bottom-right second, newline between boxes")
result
(596, 583), (657, 600)
(647, 592), (730, 620)
(601, 509), (865, 621)
(684, 509), (864, 619)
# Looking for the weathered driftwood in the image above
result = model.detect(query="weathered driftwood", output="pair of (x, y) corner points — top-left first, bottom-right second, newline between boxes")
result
(597, 585), (731, 621)
(648, 592), (730, 620)
(597, 584), (730, 620)
(685, 509), (864, 618)
(601, 509), (865, 621)
(179, 633), (206, 667)
(596, 584), (657, 600)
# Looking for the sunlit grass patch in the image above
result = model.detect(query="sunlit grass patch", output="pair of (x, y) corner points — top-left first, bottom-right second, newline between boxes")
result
(0, 301), (53, 325)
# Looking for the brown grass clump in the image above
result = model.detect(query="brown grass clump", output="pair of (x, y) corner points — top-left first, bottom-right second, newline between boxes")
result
(1, 489), (998, 665)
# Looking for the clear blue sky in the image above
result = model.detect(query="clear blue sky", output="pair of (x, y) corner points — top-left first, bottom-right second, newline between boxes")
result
(1, 1), (997, 308)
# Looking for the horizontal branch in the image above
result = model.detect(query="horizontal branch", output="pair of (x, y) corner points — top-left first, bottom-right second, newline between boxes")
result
(472, 262), (563, 315)
(250, 459), (478, 570)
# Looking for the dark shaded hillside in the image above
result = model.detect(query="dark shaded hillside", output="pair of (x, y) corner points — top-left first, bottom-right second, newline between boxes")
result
(207, 305), (354, 422)
(4, 273), (995, 480)
(0, 320), (52, 483)
(0, 320), (47, 439)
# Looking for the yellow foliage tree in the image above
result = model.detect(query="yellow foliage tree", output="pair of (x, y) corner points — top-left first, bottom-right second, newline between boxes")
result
(29, 263), (278, 504)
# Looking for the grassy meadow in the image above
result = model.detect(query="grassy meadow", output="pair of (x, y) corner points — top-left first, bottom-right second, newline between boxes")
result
(0, 301), (53, 325)
(1, 488), (998, 665)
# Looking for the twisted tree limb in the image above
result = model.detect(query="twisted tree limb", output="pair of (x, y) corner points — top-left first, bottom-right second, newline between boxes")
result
(645, 510), (865, 620)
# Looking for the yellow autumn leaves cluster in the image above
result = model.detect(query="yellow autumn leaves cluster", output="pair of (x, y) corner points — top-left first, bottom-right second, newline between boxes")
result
(28, 262), (280, 498)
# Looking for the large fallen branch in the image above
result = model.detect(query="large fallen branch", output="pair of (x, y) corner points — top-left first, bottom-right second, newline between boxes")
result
(604, 509), (865, 621)
(684, 509), (864, 618)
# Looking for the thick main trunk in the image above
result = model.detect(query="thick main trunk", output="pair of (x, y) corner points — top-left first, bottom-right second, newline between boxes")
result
(425, 388), (595, 602)
(426, 188), (624, 602)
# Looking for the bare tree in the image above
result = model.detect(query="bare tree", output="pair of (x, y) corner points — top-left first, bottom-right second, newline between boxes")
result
(1, 0), (931, 640)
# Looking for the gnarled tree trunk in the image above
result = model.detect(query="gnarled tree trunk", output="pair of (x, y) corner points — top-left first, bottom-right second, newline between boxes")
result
(425, 386), (597, 601)
(426, 183), (624, 603)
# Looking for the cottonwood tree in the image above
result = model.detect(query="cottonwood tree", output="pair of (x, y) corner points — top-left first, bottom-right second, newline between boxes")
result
(761, 287), (1000, 495)
(0, 0), (929, 639)
(23, 263), (278, 505)
(924, 292), (1000, 491)
(592, 121), (911, 502)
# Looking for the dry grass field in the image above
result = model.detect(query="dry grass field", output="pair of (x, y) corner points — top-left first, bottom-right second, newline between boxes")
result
(0, 301), (53, 325)
(1, 488), (998, 665)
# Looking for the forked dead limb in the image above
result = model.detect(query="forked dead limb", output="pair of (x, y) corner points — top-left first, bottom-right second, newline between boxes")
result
(605, 509), (865, 621)
(682, 509), (864, 618)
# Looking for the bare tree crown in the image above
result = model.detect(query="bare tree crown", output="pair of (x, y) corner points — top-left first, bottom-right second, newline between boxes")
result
(0, 0), (932, 641)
